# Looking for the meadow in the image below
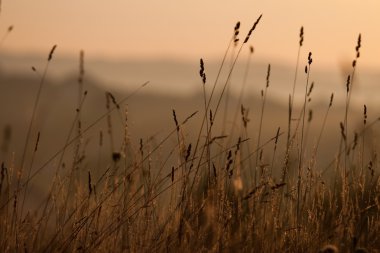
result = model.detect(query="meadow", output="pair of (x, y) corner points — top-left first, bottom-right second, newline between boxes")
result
(0, 14), (380, 253)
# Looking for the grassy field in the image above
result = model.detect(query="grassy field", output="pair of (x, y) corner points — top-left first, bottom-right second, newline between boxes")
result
(1, 14), (380, 253)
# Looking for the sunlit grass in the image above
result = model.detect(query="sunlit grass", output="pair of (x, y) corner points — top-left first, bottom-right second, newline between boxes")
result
(0, 16), (379, 253)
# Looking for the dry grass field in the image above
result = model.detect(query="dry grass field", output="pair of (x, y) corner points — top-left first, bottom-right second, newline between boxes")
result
(0, 12), (380, 253)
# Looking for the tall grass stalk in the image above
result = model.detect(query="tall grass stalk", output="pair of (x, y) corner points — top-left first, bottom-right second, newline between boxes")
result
(221, 22), (240, 136)
(285, 26), (304, 182)
(296, 51), (312, 243)
(314, 93), (334, 156)
(14, 46), (57, 243)
(229, 47), (254, 181)
(340, 34), (361, 218)
(19, 45), (57, 187)
(254, 63), (270, 186)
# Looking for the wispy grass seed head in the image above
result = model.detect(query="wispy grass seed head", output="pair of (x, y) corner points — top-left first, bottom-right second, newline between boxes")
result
(352, 33), (361, 67)
(266, 64), (271, 87)
(243, 14), (262, 43)
(329, 93), (334, 107)
(199, 58), (206, 84)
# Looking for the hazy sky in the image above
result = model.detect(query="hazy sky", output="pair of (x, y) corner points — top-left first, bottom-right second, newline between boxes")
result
(1, 1), (380, 69)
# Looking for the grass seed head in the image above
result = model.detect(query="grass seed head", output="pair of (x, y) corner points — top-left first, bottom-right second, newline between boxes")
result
(308, 51), (313, 65)
(329, 93), (334, 107)
(356, 33), (361, 58)
(299, 26), (304, 46)
(199, 58), (206, 84)
(340, 122), (346, 140)
(234, 21), (240, 44)
(346, 75), (351, 93)
(48, 44), (57, 61)
(244, 14), (262, 43)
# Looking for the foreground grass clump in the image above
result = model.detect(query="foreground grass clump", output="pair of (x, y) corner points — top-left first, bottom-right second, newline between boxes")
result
(1, 16), (380, 252)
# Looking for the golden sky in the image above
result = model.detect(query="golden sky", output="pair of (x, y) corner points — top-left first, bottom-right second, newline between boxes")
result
(1, 0), (380, 69)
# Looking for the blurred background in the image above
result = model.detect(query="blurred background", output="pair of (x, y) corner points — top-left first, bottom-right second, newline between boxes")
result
(1, 1), (380, 65)
(0, 1), (380, 101)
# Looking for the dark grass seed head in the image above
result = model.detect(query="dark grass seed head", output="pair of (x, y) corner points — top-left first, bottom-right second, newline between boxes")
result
(172, 109), (179, 131)
(235, 137), (242, 155)
(243, 14), (263, 43)
(299, 26), (304, 46)
(234, 21), (240, 34)
(199, 58), (206, 84)
(275, 127), (280, 145)
(48, 44), (57, 61)
(106, 92), (120, 109)
(88, 171), (92, 195)
(346, 75), (351, 93)
(340, 122), (346, 140)
(199, 58), (204, 77)
(139, 138), (143, 156)
(209, 109), (213, 125)
(352, 132), (358, 150)
(308, 109), (313, 122)
(308, 52), (313, 65)
(185, 144), (192, 162)
(329, 93), (334, 107)
(355, 33), (361, 58)
(234, 21), (240, 44)
(368, 161), (374, 176)
(307, 82), (314, 96)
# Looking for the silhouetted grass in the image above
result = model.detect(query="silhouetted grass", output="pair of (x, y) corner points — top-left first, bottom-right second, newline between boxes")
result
(0, 15), (379, 253)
